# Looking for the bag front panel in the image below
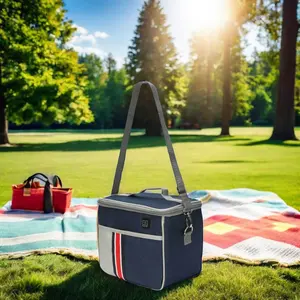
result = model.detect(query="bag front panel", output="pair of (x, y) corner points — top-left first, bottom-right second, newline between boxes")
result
(98, 219), (164, 290)
(11, 187), (44, 211)
(163, 208), (203, 288)
(122, 235), (163, 289)
(98, 206), (162, 236)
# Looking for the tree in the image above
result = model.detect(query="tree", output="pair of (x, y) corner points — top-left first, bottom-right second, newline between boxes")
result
(295, 41), (300, 126)
(79, 54), (106, 128)
(187, 27), (254, 129)
(79, 54), (104, 89)
(79, 53), (128, 129)
(0, 0), (93, 145)
(271, 0), (299, 140)
(231, 38), (253, 125)
(221, 20), (233, 135)
(186, 30), (221, 128)
(248, 50), (279, 124)
(103, 54), (127, 128)
(126, 0), (184, 136)
(220, 0), (257, 135)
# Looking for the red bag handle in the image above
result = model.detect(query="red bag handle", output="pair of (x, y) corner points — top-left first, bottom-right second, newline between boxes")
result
(24, 173), (62, 188)
(23, 173), (63, 213)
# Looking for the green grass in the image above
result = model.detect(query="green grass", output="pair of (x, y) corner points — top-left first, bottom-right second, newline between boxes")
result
(0, 127), (300, 299)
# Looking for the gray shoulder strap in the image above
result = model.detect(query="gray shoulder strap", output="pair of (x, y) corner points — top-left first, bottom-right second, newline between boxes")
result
(111, 81), (193, 212)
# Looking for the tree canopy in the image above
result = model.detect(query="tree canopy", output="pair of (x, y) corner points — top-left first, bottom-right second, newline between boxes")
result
(0, 0), (93, 144)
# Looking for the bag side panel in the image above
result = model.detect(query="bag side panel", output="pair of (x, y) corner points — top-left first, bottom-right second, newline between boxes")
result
(52, 188), (72, 213)
(163, 208), (203, 288)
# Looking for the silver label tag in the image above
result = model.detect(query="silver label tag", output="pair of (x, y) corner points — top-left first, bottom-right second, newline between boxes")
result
(184, 233), (192, 245)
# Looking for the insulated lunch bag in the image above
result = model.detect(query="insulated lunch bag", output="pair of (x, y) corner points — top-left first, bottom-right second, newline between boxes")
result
(98, 81), (206, 290)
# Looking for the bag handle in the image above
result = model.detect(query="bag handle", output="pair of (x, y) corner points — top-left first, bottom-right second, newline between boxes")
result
(111, 81), (193, 212)
(128, 188), (169, 197)
(24, 173), (62, 188)
(23, 173), (62, 213)
(138, 188), (169, 195)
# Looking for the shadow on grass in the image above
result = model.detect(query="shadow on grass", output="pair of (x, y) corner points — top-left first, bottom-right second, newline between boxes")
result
(0, 135), (251, 152)
(42, 261), (192, 300)
(194, 160), (263, 164)
(239, 139), (300, 147)
(9, 129), (126, 135)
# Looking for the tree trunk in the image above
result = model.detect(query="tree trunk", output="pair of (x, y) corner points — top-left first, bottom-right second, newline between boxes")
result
(271, 0), (298, 141)
(142, 85), (162, 136)
(220, 22), (232, 136)
(0, 63), (9, 145)
(206, 42), (213, 127)
(145, 118), (161, 136)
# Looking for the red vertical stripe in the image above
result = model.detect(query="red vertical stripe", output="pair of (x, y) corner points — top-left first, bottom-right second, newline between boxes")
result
(114, 233), (124, 280)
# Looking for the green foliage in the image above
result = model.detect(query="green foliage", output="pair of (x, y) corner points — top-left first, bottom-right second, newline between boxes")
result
(78, 53), (106, 128)
(255, 0), (282, 44)
(249, 50), (279, 124)
(79, 53), (104, 90)
(0, 0), (93, 126)
(1, 0), (298, 133)
(186, 30), (253, 127)
(231, 38), (253, 125)
(102, 54), (128, 128)
(185, 30), (222, 127)
(79, 53), (127, 129)
(126, 0), (185, 135)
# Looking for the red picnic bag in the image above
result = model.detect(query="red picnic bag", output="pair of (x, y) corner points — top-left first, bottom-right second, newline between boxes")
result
(11, 173), (72, 213)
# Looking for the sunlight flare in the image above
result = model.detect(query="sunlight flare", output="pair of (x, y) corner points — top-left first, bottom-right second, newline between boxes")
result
(183, 0), (229, 32)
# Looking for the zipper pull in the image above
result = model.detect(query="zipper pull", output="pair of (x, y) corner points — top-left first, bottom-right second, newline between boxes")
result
(184, 212), (193, 245)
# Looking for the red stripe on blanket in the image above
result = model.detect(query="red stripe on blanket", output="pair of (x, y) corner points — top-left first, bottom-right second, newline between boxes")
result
(66, 205), (97, 212)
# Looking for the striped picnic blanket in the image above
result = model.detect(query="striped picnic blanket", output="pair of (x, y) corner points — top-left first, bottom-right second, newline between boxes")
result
(1, 189), (299, 266)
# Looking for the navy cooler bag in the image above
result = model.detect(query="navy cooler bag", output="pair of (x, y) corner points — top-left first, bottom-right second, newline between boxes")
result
(98, 81), (204, 290)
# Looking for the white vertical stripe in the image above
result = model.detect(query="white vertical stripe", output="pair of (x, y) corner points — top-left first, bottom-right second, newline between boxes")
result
(98, 225), (115, 277)
(160, 216), (166, 290)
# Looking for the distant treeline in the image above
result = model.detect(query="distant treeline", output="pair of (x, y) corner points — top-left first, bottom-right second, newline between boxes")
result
(1, 0), (299, 144)
(10, 47), (300, 131)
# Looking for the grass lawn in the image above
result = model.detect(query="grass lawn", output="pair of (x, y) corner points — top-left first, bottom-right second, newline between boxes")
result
(0, 127), (300, 299)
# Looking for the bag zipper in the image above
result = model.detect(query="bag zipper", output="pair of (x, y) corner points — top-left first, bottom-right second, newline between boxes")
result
(97, 196), (202, 217)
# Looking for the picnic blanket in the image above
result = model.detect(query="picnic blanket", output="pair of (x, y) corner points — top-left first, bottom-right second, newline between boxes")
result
(0, 189), (299, 266)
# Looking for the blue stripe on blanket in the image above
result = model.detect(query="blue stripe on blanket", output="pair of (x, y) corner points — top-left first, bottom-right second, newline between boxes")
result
(71, 198), (98, 205)
(1, 215), (96, 238)
(0, 240), (97, 253)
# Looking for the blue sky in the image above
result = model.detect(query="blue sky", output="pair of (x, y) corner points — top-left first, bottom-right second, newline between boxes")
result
(64, 0), (264, 67)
